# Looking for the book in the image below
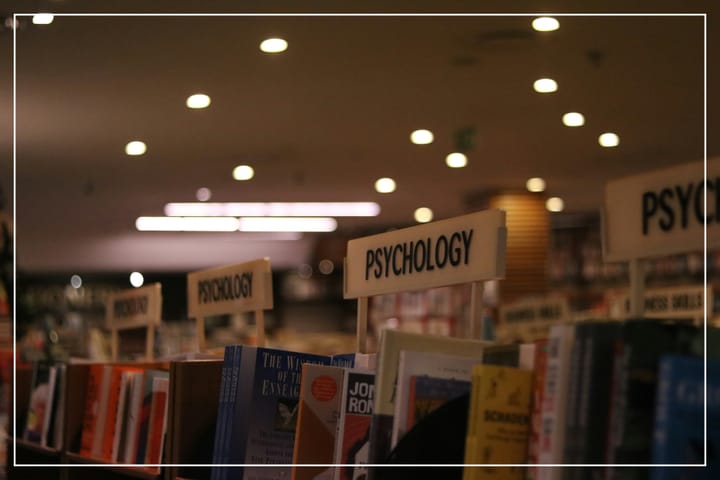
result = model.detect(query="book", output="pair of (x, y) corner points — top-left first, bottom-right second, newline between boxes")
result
(111, 369), (135, 461)
(22, 362), (51, 444)
(367, 330), (487, 469)
(651, 354), (718, 480)
(122, 370), (146, 463)
(134, 369), (168, 464)
(526, 339), (549, 480)
(102, 366), (143, 461)
(211, 344), (240, 480)
(91, 364), (114, 458)
(391, 350), (476, 448)
(145, 375), (169, 466)
(51, 364), (67, 449)
(334, 369), (375, 480)
(80, 363), (110, 456)
(291, 363), (345, 480)
(40, 365), (59, 447)
(463, 364), (533, 480)
(226, 347), (332, 480)
(331, 353), (377, 371)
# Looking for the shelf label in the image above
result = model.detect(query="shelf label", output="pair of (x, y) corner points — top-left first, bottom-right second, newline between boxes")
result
(497, 296), (570, 342)
(107, 283), (162, 329)
(187, 258), (273, 317)
(603, 158), (720, 261)
(607, 284), (711, 321)
(344, 209), (506, 298)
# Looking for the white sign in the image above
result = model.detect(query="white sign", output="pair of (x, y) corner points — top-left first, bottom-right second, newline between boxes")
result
(497, 296), (570, 342)
(608, 285), (711, 321)
(344, 209), (506, 298)
(107, 283), (162, 330)
(603, 158), (720, 262)
(187, 258), (273, 318)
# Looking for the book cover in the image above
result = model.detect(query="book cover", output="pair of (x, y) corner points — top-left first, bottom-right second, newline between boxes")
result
(391, 350), (476, 448)
(526, 339), (549, 480)
(227, 346), (332, 480)
(22, 362), (51, 444)
(80, 363), (109, 456)
(111, 369), (135, 461)
(134, 369), (168, 464)
(145, 375), (170, 467)
(122, 370), (146, 463)
(368, 330), (487, 469)
(463, 364), (533, 480)
(334, 369), (375, 480)
(651, 354), (718, 480)
(91, 364), (114, 458)
(40, 365), (59, 447)
(102, 366), (144, 461)
(406, 376), (469, 431)
(291, 363), (345, 480)
(212, 345), (243, 480)
(51, 364), (67, 450)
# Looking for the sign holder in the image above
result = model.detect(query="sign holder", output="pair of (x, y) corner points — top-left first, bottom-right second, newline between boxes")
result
(106, 283), (162, 361)
(187, 258), (273, 350)
(344, 209), (507, 352)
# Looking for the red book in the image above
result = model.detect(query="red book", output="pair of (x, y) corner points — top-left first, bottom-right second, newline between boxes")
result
(79, 364), (109, 457)
(144, 376), (169, 466)
(101, 366), (143, 461)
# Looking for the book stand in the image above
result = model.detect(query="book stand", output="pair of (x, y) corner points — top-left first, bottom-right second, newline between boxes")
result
(106, 283), (162, 361)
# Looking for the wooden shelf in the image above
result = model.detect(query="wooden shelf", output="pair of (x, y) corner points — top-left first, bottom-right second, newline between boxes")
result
(65, 452), (161, 479)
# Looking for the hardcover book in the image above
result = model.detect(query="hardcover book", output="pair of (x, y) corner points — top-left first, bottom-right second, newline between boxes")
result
(135, 369), (169, 464)
(145, 375), (170, 467)
(80, 363), (110, 456)
(334, 369), (375, 480)
(22, 362), (51, 444)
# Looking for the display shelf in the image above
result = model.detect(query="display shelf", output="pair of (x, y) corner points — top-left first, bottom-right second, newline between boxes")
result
(64, 452), (160, 479)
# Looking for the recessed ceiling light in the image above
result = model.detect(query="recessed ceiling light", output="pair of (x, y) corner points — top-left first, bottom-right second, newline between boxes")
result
(414, 207), (434, 223)
(318, 259), (334, 275)
(260, 38), (288, 53)
(562, 112), (585, 127)
(526, 177), (546, 193)
(599, 132), (620, 147)
(186, 93), (211, 109)
(533, 78), (558, 93)
(129, 272), (144, 288)
(135, 216), (241, 232)
(233, 165), (255, 181)
(532, 17), (559, 32)
(410, 129), (434, 145)
(238, 217), (337, 232)
(70, 274), (82, 289)
(125, 141), (147, 156)
(32, 14), (54, 25)
(445, 152), (468, 168)
(164, 201), (381, 217)
(546, 197), (564, 212)
(196, 188), (212, 202)
(375, 177), (397, 193)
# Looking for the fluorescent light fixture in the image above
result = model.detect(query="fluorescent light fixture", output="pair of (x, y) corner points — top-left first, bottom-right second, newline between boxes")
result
(562, 112), (585, 127)
(32, 14), (54, 25)
(136, 216), (240, 232)
(414, 207), (434, 223)
(238, 217), (337, 232)
(375, 177), (396, 193)
(125, 141), (147, 156)
(445, 152), (468, 168)
(164, 201), (380, 217)
(260, 38), (288, 53)
(410, 129), (434, 145)
(532, 17), (559, 32)
(526, 177), (546, 193)
(186, 93), (211, 109)
(130, 272), (144, 288)
(233, 165), (255, 181)
(533, 78), (558, 93)
(546, 197), (565, 212)
(599, 132), (620, 147)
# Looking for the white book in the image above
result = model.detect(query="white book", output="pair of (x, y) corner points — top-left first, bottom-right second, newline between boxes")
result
(52, 365), (67, 449)
(391, 350), (477, 448)
(111, 371), (133, 461)
(91, 365), (113, 457)
(40, 366), (58, 447)
(123, 371), (146, 463)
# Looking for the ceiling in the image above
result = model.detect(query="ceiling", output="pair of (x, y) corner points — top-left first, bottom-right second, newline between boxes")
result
(1, 0), (718, 274)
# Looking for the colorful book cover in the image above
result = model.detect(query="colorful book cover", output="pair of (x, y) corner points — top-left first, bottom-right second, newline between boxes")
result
(463, 364), (533, 480)
(334, 369), (375, 480)
(651, 354), (718, 480)
(391, 350), (476, 448)
(367, 330), (487, 469)
(122, 370), (146, 463)
(40, 365), (59, 447)
(145, 376), (169, 467)
(227, 346), (332, 480)
(526, 339), (549, 480)
(291, 363), (345, 480)
(51, 364), (67, 450)
(80, 364), (107, 456)
(91, 364), (114, 458)
(22, 362), (51, 444)
(102, 366), (144, 461)
(134, 369), (168, 464)
(406, 376), (470, 430)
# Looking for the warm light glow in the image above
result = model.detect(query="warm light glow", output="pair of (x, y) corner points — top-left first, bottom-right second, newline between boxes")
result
(233, 165), (255, 181)
(298, 264), (313, 279)
(533, 78), (558, 93)
(410, 129), (434, 145)
(526, 177), (546, 193)
(135, 216), (241, 232)
(546, 197), (565, 212)
(599, 132), (620, 147)
(70, 275), (82, 289)
(414, 207), (434, 223)
(196, 188), (212, 202)
(238, 217), (337, 232)
(532, 17), (559, 32)
(125, 141), (147, 156)
(562, 112), (585, 127)
(164, 202), (380, 217)
(445, 152), (468, 168)
(32, 14), (54, 25)
(130, 272), (144, 288)
(260, 38), (288, 53)
(186, 93), (211, 109)
(375, 177), (397, 193)
(318, 259), (335, 275)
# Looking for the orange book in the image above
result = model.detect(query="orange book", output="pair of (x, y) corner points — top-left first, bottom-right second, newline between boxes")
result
(79, 364), (107, 456)
(144, 376), (169, 466)
(101, 366), (144, 461)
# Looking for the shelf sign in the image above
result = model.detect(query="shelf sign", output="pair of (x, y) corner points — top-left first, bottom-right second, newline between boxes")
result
(187, 258), (273, 318)
(107, 283), (162, 330)
(497, 296), (570, 342)
(344, 209), (506, 298)
(603, 158), (720, 262)
(607, 285), (711, 321)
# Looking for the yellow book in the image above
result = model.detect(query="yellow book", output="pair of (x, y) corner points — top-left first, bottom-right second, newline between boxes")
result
(463, 364), (533, 480)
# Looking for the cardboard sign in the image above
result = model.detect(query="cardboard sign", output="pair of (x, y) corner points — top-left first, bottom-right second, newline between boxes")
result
(603, 158), (720, 262)
(607, 285), (711, 321)
(187, 258), (273, 318)
(106, 283), (162, 329)
(344, 209), (506, 298)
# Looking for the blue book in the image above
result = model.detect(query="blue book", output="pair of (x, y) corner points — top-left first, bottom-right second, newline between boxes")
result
(651, 354), (719, 480)
(212, 345), (240, 480)
(227, 347), (332, 480)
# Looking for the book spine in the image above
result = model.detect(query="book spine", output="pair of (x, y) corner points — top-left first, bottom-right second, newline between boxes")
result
(211, 345), (233, 477)
(80, 365), (102, 456)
